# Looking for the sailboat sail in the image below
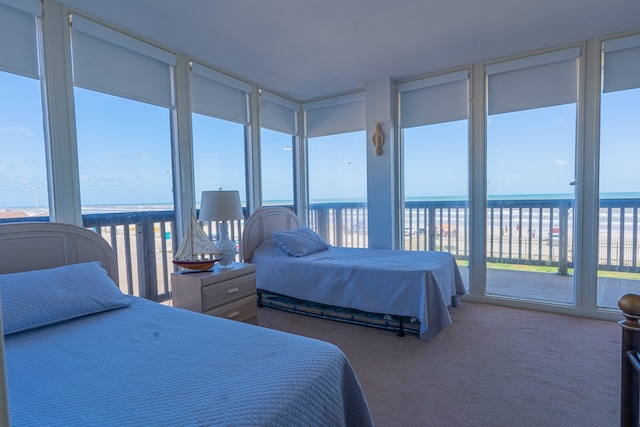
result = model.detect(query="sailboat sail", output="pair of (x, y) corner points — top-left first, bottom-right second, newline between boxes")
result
(174, 212), (220, 261)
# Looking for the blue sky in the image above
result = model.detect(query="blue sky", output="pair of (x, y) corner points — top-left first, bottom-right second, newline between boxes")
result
(1, 69), (638, 212)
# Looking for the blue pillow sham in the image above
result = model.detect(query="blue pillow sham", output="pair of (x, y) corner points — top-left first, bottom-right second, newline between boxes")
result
(0, 261), (130, 336)
(272, 226), (330, 257)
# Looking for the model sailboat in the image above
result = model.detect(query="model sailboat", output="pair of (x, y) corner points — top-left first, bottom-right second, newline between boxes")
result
(172, 212), (221, 271)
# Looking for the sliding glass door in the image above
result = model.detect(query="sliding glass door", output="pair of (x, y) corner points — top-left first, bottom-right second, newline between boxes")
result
(485, 48), (579, 304)
(597, 34), (640, 308)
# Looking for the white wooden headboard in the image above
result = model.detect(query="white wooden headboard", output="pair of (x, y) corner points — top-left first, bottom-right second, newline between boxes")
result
(242, 207), (301, 262)
(0, 221), (119, 284)
(0, 221), (120, 424)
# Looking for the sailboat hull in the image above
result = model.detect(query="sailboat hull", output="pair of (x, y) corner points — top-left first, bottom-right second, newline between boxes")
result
(172, 259), (218, 271)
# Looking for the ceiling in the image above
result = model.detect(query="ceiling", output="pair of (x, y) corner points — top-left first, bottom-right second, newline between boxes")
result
(57, 0), (640, 102)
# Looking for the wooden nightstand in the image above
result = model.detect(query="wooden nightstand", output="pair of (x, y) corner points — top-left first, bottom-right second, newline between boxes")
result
(171, 262), (257, 324)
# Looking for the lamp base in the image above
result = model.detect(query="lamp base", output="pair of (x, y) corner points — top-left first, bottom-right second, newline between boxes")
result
(215, 222), (237, 268)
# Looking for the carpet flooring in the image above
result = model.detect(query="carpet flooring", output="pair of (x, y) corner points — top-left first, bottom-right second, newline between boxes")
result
(256, 301), (621, 427)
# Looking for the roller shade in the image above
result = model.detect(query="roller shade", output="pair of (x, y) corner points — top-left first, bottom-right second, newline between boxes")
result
(191, 62), (250, 124)
(603, 34), (640, 93)
(71, 15), (176, 108)
(260, 90), (298, 135)
(304, 92), (365, 138)
(398, 70), (469, 128)
(486, 47), (580, 115)
(0, 0), (41, 78)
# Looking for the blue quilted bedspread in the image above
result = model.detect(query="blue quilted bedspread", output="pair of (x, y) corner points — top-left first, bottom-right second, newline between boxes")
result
(5, 296), (373, 426)
(252, 241), (466, 340)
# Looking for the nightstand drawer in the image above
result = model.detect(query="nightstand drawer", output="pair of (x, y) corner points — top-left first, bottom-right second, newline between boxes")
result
(202, 273), (256, 311)
(207, 295), (257, 323)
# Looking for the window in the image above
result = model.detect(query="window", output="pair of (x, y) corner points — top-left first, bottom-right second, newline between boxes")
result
(308, 131), (367, 247)
(191, 62), (250, 206)
(260, 90), (298, 208)
(70, 15), (176, 213)
(304, 93), (366, 247)
(260, 128), (294, 207)
(0, 1), (48, 219)
(485, 48), (579, 304)
(399, 71), (469, 267)
(192, 115), (247, 202)
(74, 89), (173, 210)
(597, 34), (640, 308)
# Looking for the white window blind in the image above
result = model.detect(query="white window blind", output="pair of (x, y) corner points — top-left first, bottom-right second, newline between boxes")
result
(71, 15), (176, 108)
(486, 47), (580, 115)
(0, 0), (41, 79)
(398, 70), (469, 128)
(304, 92), (365, 138)
(603, 33), (640, 93)
(260, 90), (298, 135)
(191, 62), (251, 124)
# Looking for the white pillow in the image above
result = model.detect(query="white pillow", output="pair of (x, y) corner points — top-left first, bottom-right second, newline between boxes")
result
(272, 226), (330, 257)
(0, 261), (130, 335)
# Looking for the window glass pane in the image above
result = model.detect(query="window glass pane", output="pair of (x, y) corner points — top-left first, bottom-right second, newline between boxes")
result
(75, 88), (174, 299)
(486, 104), (576, 304)
(0, 70), (48, 219)
(260, 128), (294, 207)
(597, 87), (640, 308)
(308, 131), (367, 247)
(403, 122), (468, 198)
(402, 121), (468, 270)
(75, 88), (173, 213)
(192, 114), (247, 205)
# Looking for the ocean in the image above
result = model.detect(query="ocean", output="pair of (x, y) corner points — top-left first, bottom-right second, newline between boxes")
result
(5, 192), (640, 218)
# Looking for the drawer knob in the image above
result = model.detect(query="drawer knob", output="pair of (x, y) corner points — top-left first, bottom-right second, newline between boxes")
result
(228, 311), (240, 318)
(226, 287), (239, 294)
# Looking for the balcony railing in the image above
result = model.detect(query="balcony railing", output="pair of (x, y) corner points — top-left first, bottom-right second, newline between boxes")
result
(82, 211), (177, 303)
(2, 198), (638, 302)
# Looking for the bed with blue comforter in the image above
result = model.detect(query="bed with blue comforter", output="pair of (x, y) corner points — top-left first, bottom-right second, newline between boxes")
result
(0, 221), (373, 427)
(243, 208), (466, 341)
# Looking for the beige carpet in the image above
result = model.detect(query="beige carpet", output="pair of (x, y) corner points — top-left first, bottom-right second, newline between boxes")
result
(256, 301), (621, 427)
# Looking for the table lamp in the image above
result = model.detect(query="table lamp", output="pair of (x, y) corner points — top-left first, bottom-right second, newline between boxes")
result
(198, 190), (244, 268)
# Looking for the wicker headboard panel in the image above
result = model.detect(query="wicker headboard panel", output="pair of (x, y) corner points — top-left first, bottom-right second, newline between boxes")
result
(0, 222), (119, 284)
(242, 207), (301, 262)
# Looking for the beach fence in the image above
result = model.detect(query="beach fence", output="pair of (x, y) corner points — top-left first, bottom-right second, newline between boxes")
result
(78, 198), (640, 304)
(271, 198), (631, 282)
(3, 198), (638, 303)
(81, 210), (245, 303)
(82, 211), (176, 302)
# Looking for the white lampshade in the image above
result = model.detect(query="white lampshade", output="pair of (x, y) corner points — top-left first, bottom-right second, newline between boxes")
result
(198, 190), (244, 222)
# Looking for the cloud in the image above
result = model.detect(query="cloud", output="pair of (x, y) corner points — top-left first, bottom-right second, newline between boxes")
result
(0, 125), (33, 135)
(103, 150), (120, 158)
(553, 158), (568, 166)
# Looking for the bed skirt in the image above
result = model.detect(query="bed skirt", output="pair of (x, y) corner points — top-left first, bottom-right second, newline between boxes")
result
(257, 291), (421, 337)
